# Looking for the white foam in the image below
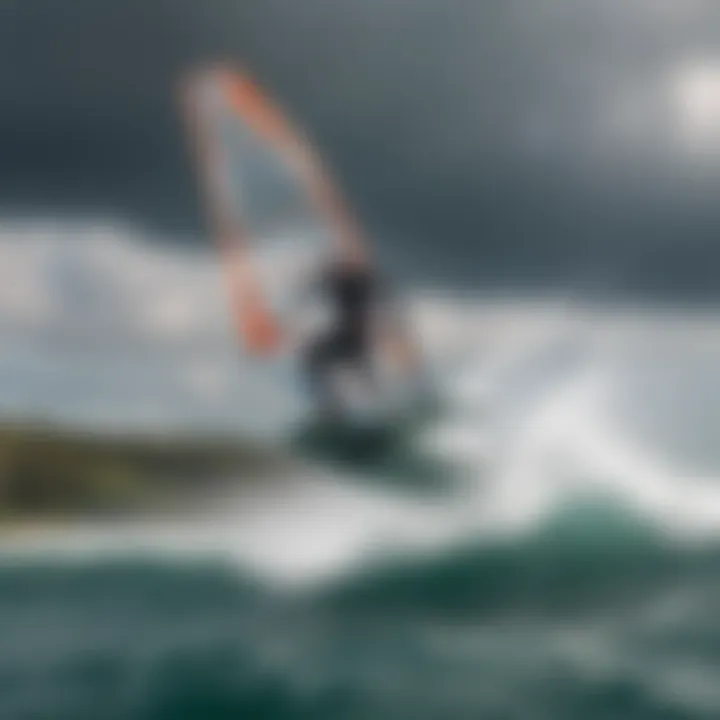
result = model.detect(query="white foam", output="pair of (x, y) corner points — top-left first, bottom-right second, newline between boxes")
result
(2, 219), (720, 588)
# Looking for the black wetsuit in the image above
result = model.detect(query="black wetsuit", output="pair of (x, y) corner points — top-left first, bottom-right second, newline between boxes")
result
(303, 264), (383, 412)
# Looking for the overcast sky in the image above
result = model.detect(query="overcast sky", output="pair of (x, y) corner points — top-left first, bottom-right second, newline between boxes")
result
(2, 0), (720, 295)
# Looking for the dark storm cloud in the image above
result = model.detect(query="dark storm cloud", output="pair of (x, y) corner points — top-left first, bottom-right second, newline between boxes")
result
(1, 0), (720, 296)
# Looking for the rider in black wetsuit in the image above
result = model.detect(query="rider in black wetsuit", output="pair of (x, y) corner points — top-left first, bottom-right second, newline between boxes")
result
(302, 253), (390, 415)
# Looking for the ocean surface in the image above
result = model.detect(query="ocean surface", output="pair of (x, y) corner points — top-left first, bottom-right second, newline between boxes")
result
(1, 224), (719, 719)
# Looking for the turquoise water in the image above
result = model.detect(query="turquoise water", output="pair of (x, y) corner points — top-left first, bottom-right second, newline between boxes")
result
(2, 319), (719, 719)
(2, 232), (720, 719)
(1, 510), (719, 720)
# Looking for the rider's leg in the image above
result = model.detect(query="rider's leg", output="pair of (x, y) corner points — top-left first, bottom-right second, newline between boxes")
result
(302, 334), (342, 416)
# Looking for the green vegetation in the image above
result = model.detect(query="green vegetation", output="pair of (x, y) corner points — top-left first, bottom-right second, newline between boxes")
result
(0, 423), (285, 519)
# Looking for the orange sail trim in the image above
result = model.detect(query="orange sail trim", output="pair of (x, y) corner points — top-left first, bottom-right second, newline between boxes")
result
(220, 240), (283, 357)
(181, 68), (284, 357)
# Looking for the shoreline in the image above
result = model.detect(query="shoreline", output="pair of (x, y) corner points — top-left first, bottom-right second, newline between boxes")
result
(0, 421), (291, 522)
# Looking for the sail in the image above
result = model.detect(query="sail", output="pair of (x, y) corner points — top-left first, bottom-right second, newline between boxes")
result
(182, 65), (365, 357)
